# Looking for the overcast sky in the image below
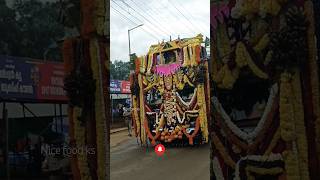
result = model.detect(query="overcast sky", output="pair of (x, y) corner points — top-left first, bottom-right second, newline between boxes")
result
(110, 0), (210, 62)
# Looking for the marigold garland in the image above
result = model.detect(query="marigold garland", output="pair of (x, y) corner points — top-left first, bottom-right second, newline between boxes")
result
(90, 39), (107, 179)
(235, 42), (248, 68)
(212, 132), (236, 168)
(197, 84), (209, 142)
(235, 41), (268, 79)
(305, 0), (320, 164)
(191, 44), (198, 67)
(259, 0), (281, 17)
(264, 128), (281, 155)
(182, 46), (191, 67)
(280, 72), (295, 142)
(73, 107), (92, 180)
(195, 45), (201, 64)
(253, 34), (270, 53)
(139, 56), (146, 73)
(280, 70), (310, 180)
(215, 64), (239, 89)
(138, 74), (147, 144)
(132, 95), (140, 137)
(147, 53), (153, 74)
(291, 69), (310, 180)
(94, 0), (107, 36)
(283, 148), (301, 180)
(183, 74), (195, 87)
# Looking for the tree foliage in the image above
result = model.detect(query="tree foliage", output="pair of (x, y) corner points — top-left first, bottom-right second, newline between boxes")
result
(0, 0), (64, 61)
(110, 60), (130, 80)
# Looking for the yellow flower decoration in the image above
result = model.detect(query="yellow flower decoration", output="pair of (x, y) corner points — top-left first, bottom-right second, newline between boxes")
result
(253, 34), (270, 53)
(90, 39), (107, 179)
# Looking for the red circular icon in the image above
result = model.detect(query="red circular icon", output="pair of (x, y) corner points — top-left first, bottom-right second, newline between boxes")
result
(154, 144), (165, 156)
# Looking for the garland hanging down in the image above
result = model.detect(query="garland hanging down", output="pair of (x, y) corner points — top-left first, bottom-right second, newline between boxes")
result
(90, 39), (107, 180)
(212, 84), (278, 143)
(234, 153), (284, 180)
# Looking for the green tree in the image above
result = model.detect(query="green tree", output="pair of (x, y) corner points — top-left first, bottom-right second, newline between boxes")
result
(110, 60), (130, 80)
(0, 0), (19, 55)
(0, 0), (65, 61)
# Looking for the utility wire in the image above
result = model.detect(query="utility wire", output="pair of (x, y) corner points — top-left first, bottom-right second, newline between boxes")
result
(111, 5), (136, 26)
(175, 0), (209, 32)
(157, 0), (197, 35)
(128, 0), (183, 40)
(111, 0), (164, 39)
(127, 0), (176, 36)
(169, 0), (204, 33)
(117, 0), (171, 38)
(111, 5), (159, 41)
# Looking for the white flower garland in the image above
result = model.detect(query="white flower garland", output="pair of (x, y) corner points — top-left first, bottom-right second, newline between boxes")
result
(213, 157), (225, 180)
(213, 84), (278, 143)
(176, 110), (199, 124)
(176, 111), (185, 124)
(146, 112), (159, 124)
(175, 88), (198, 109)
(234, 153), (283, 180)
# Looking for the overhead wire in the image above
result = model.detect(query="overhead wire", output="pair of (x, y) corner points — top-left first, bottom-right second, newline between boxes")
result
(111, 0), (165, 39)
(117, 0), (171, 38)
(127, 0), (176, 36)
(175, 0), (209, 32)
(156, 0), (197, 36)
(128, 0), (185, 40)
(111, 5), (159, 41)
(112, 0), (209, 43)
(141, 0), (177, 27)
(168, 0), (204, 34)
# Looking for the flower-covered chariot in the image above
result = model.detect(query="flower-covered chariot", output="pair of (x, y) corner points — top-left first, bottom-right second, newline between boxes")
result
(130, 34), (211, 147)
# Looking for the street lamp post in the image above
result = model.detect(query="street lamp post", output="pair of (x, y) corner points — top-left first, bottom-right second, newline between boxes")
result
(128, 24), (144, 63)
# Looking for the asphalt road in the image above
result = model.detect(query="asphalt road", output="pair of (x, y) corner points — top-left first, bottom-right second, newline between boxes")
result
(110, 131), (210, 180)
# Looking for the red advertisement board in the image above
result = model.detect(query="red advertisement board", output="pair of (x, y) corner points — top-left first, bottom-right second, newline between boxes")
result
(35, 62), (67, 101)
(121, 81), (131, 94)
(0, 56), (67, 102)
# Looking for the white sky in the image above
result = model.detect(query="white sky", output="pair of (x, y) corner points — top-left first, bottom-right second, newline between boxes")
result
(110, 0), (210, 62)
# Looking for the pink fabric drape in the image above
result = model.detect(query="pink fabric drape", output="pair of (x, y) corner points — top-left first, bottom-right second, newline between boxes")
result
(155, 63), (181, 76)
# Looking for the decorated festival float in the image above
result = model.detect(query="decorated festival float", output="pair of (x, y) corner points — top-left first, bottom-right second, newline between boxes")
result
(130, 34), (211, 147)
(210, 0), (320, 179)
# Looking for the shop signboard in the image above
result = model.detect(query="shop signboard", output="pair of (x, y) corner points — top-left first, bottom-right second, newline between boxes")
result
(110, 80), (121, 93)
(0, 55), (67, 102)
(0, 55), (132, 101)
(121, 81), (131, 94)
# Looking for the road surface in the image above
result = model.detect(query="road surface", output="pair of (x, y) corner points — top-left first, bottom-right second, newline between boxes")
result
(111, 130), (210, 180)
